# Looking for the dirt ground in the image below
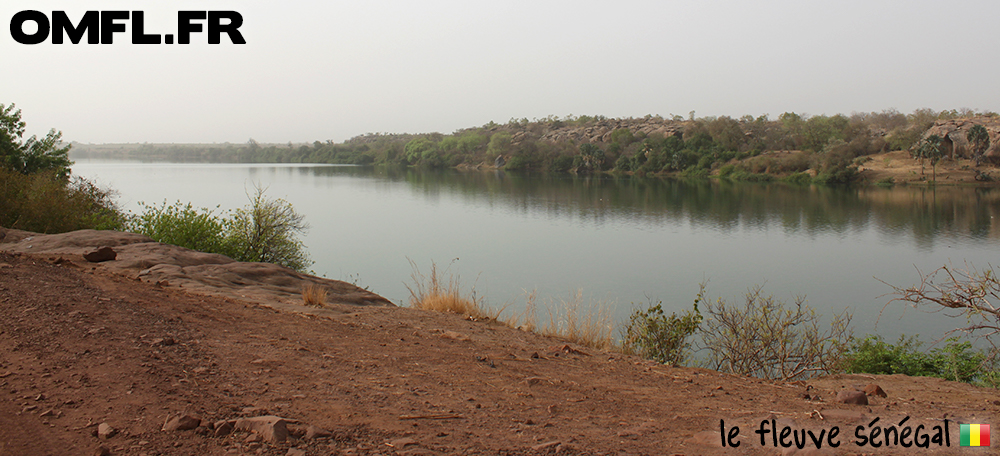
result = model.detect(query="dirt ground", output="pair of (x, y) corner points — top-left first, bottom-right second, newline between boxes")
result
(856, 151), (997, 185)
(2, 250), (999, 455)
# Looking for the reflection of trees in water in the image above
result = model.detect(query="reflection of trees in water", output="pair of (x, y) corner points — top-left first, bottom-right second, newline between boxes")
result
(306, 165), (1000, 245)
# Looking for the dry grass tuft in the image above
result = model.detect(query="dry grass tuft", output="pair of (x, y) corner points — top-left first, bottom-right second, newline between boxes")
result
(406, 260), (491, 318)
(505, 289), (615, 351)
(407, 261), (615, 352)
(540, 290), (615, 351)
(301, 283), (328, 307)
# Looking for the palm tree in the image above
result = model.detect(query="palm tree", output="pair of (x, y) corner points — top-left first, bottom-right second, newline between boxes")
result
(967, 125), (990, 166)
(918, 135), (943, 183)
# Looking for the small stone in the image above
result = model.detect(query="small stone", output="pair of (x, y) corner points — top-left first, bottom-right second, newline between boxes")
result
(286, 449), (306, 456)
(83, 246), (117, 263)
(97, 422), (117, 439)
(214, 420), (234, 437)
(836, 390), (869, 405)
(244, 433), (262, 443)
(863, 383), (887, 398)
(390, 437), (418, 448)
(162, 414), (201, 431)
(531, 441), (561, 451)
(93, 445), (112, 456)
(304, 425), (332, 439)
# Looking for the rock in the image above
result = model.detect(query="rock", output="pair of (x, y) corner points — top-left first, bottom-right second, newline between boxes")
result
(162, 413), (201, 431)
(304, 425), (332, 439)
(92, 445), (112, 456)
(97, 422), (117, 439)
(864, 383), (887, 398)
(836, 390), (868, 405)
(286, 449), (307, 456)
(390, 437), (418, 448)
(439, 331), (470, 341)
(83, 246), (117, 263)
(531, 441), (561, 451)
(233, 415), (289, 443)
(213, 420), (234, 437)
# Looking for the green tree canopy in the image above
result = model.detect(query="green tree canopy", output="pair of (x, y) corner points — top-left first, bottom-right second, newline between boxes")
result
(0, 103), (73, 179)
(967, 124), (990, 165)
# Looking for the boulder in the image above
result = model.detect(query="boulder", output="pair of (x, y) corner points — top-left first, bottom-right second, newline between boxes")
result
(162, 413), (201, 431)
(863, 383), (887, 398)
(83, 246), (116, 263)
(233, 416), (289, 443)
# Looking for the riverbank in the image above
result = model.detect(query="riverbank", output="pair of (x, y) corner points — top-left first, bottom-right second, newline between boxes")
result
(2, 231), (998, 455)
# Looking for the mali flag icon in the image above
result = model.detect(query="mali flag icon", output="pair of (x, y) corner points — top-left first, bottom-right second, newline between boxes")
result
(960, 424), (990, 447)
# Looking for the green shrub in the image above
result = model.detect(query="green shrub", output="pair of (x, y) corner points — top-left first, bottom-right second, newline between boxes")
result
(875, 177), (895, 187)
(127, 186), (311, 271)
(731, 171), (774, 183)
(127, 201), (230, 255)
(680, 166), (709, 179)
(841, 335), (988, 384)
(0, 168), (124, 233)
(717, 163), (736, 178)
(621, 287), (704, 366)
(784, 172), (812, 186)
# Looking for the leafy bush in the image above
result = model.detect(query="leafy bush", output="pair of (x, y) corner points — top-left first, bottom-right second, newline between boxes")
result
(0, 168), (124, 233)
(841, 335), (987, 384)
(127, 186), (311, 271)
(127, 201), (229, 255)
(731, 171), (774, 183)
(700, 285), (852, 380)
(784, 172), (813, 186)
(621, 288), (704, 366)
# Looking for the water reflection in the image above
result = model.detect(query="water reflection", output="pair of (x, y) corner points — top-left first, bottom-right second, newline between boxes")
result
(305, 166), (1000, 249)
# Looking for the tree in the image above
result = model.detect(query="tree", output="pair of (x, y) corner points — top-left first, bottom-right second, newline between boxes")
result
(967, 125), (991, 166)
(0, 103), (72, 179)
(917, 135), (943, 182)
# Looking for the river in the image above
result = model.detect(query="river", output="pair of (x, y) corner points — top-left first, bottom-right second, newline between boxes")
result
(71, 159), (1000, 343)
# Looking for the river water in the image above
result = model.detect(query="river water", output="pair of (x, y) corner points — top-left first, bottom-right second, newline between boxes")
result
(71, 159), (1000, 342)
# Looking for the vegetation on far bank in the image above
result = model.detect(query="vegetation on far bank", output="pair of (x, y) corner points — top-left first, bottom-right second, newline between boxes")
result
(73, 108), (998, 185)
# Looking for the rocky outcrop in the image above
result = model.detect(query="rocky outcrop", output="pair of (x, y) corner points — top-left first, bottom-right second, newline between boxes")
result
(538, 118), (687, 145)
(0, 228), (394, 312)
(921, 117), (1000, 161)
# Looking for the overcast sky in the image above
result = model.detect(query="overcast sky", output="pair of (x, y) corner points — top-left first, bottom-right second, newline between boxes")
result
(3, 1), (999, 144)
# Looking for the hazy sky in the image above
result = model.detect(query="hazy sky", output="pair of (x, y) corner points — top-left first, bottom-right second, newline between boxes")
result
(4, 1), (999, 144)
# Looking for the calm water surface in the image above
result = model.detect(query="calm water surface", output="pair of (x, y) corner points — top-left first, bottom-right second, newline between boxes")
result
(71, 159), (1000, 341)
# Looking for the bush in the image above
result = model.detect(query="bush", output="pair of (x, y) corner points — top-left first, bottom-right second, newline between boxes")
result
(127, 201), (229, 255)
(841, 335), (987, 384)
(700, 285), (852, 381)
(784, 172), (812, 186)
(128, 185), (311, 271)
(0, 168), (124, 233)
(223, 186), (311, 271)
(621, 288), (703, 366)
